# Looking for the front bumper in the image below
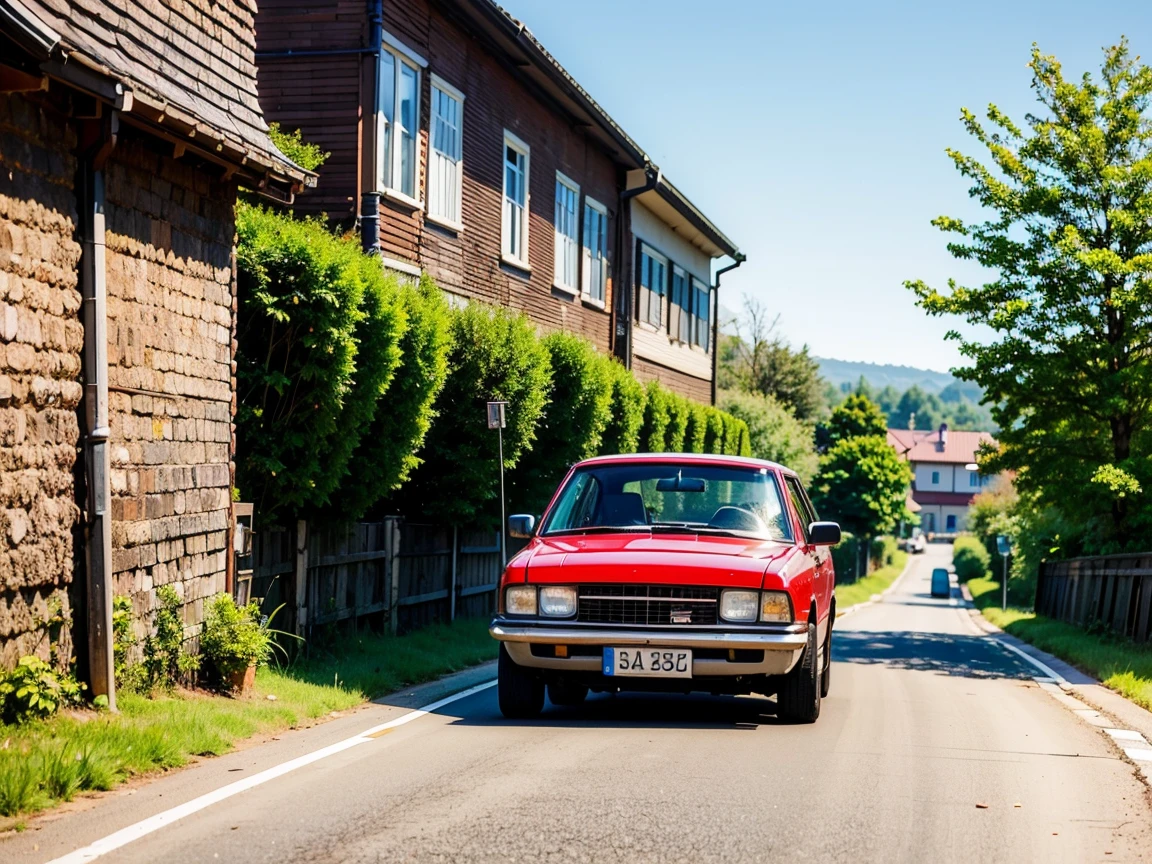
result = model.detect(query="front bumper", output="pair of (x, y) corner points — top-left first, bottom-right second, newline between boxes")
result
(490, 619), (808, 677)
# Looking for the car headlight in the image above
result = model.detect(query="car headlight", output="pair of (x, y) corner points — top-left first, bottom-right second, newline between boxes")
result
(720, 589), (759, 622)
(760, 591), (793, 623)
(539, 586), (577, 618)
(505, 585), (537, 616)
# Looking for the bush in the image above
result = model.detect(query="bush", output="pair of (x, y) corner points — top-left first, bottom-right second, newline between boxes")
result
(599, 360), (646, 455)
(0, 656), (84, 724)
(112, 595), (145, 694)
(267, 122), (330, 172)
(718, 389), (818, 482)
(704, 406), (726, 454)
(510, 332), (613, 514)
(335, 274), (452, 520)
(200, 595), (278, 677)
(235, 202), (407, 522)
(721, 413), (745, 455)
(870, 536), (899, 569)
(664, 393), (691, 452)
(683, 402), (708, 453)
(397, 303), (552, 525)
(831, 531), (861, 583)
(639, 381), (672, 452)
(953, 535), (992, 582)
(144, 585), (199, 691)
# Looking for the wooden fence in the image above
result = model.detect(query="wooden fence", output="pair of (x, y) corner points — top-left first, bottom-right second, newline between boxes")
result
(1035, 551), (1152, 643)
(234, 518), (503, 636)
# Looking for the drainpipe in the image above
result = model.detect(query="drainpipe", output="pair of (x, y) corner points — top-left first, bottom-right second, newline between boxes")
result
(711, 252), (746, 405)
(78, 112), (118, 710)
(360, 0), (383, 255)
(614, 164), (659, 368)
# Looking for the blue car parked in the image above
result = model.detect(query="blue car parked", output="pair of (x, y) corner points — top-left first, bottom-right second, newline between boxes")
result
(930, 567), (951, 598)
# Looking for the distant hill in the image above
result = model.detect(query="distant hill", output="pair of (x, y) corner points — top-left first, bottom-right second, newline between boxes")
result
(816, 358), (961, 395)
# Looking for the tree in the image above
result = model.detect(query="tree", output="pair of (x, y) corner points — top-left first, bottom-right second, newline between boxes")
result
(906, 40), (1152, 551)
(722, 297), (828, 421)
(811, 436), (914, 539)
(396, 304), (552, 525)
(719, 390), (819, 483)
(825, 393), (888, 445)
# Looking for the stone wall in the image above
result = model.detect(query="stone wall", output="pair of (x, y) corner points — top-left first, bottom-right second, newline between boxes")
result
(0, 93), (84, 670)
(104, 131), (235, 640)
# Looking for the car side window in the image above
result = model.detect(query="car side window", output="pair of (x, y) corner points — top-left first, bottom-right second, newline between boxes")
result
(785, 477), (817, 542)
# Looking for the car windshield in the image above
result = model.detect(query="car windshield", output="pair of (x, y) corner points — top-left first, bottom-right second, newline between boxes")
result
(542, 462), (793, 541)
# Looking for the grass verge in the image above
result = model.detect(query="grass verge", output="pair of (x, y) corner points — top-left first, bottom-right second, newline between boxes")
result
(968, 576), (1152, 712)
(835, 550), (909, 611)
(0, 617), (496, 819)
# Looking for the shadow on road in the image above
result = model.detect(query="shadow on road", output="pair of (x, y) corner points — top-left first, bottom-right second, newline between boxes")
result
(445, 690), (804, 730)
(833, 630), (1032, 680)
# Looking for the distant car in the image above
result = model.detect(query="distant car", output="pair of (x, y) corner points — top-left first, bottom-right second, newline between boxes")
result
(930, 567), (951, 598)
(491, 453), (841, 724)
(909, 534), (927, 554)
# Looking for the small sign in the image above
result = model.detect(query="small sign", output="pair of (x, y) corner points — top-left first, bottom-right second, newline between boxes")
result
(486, 401), (507, 430)
(996, 535), (1012, 557)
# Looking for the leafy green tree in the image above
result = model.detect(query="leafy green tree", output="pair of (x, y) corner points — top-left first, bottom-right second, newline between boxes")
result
(397, 304), (552, 525)
(811, 436), (913, 539)
(235, 203), (405, 522)
(510, 333), (613, 513)
(599, 361), (646, 455)
(826, 393), (888, 445)
(719, 389), (818, 483)
(722, 297), (828, 421)
(336, 275), (452, 521)
(907, 40), (1152, 551)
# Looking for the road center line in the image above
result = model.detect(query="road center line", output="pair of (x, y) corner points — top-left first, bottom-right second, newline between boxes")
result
(46, 679), (497, 864)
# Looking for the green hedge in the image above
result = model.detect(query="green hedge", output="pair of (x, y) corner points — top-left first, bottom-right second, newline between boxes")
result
(599, 360), (647, 455)
(397, 303), (552, 525)
(510, 332), (613, 514)
(953, 535), (991, 582)
(640, 381), (672, 452)
(235, 203), (406, 522)
(870, 536), (899, 569)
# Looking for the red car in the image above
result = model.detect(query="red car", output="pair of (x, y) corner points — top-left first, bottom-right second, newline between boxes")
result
(490, 453), (841, 723)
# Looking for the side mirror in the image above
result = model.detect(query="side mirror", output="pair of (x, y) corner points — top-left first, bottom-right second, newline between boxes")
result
(508, 514), (536, 539)
(808, 521), (841, 546)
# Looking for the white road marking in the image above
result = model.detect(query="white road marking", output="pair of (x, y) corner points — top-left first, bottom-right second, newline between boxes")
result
(993, 637), (1067, 684)
(1123, 747), (1152, 762)
(1106, 729), (1149, 744)
(46, 679), (497, 864)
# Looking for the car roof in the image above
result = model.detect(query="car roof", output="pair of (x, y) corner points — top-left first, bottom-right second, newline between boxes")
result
(574, 452), (797, 477)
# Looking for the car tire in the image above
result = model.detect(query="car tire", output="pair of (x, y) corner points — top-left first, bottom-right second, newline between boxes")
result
(776, 623), (821, 724)
(498, 643), (544, 719)
(547, 678), (588, 707)
(819, 626), (832, 699)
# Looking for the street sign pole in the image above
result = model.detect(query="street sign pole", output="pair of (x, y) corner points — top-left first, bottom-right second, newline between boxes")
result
(1002, 555), (1008, 611)
(487, 401), (509, 566)
(996, 535), (1012, 611)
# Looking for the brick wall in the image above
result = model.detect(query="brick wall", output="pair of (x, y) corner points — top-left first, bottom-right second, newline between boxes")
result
(0, 93), (84, 670)
(104, 131), (235, 638)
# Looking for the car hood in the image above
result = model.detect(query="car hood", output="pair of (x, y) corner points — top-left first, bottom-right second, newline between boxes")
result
(512, 533), (797, 590)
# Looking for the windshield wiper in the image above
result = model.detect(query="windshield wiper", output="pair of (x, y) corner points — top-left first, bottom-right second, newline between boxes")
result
(544, 526), (653, 536)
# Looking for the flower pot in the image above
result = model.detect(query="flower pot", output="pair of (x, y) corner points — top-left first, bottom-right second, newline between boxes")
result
(227, 663), (256, 694)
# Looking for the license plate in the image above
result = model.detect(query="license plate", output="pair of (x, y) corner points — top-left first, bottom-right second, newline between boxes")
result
(603, 647), (692, 678)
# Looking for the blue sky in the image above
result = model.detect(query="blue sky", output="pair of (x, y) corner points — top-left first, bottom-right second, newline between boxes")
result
(502, 0), (1150, 372)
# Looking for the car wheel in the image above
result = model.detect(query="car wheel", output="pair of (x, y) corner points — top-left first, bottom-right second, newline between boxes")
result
(498, 643), (544, 719)
(776, 623), (821, 724)
(547, 678), (588, 707)
(820, 626), (832, 699)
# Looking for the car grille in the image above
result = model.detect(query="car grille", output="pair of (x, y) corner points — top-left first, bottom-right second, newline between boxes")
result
(576, 585), (719, 626)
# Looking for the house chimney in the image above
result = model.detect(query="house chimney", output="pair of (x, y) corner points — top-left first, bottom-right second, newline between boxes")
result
(938, 423), (948, 451)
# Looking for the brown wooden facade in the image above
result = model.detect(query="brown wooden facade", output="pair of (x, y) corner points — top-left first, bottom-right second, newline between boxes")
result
(255, 0), (742, 399)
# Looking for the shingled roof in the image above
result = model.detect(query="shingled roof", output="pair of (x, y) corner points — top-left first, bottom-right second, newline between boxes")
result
(5, 0), (304, 187)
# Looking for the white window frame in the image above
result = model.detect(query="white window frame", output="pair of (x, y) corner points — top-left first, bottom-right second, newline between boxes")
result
(376, 36), (426, 208)
(581, 197), (608, 307)
(426, 74), (465, 231)
(501, 130), (530, 269)
(553, 172), (580, 293)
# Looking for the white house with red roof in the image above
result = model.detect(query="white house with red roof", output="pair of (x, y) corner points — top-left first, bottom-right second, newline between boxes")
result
(887, 425), (998, 535)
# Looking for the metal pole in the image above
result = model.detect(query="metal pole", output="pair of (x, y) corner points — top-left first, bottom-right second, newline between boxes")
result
(498, 426), (507, 565)
(1002, 554), (1008, 611)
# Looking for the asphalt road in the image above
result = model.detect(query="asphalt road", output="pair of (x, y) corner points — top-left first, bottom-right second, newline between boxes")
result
(9, 544), (1152, 864)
